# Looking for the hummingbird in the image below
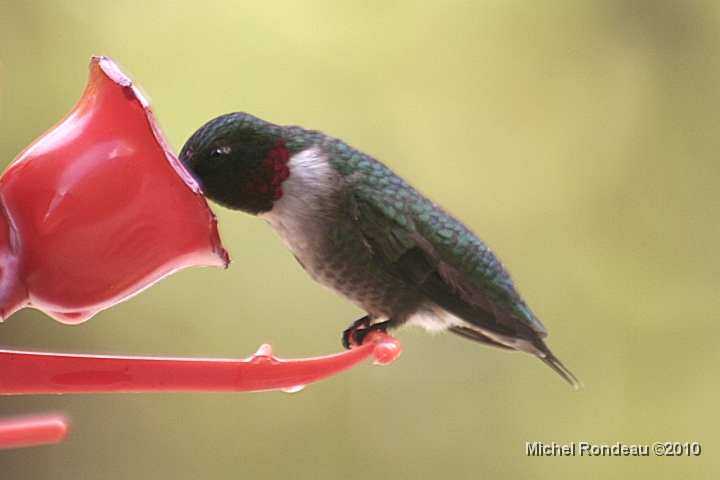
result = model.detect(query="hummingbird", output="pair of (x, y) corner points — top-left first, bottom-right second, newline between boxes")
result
(179, 112), (579, 388)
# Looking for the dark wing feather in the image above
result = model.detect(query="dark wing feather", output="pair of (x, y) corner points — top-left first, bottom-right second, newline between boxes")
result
(391, 241), (541, 343)
(394, 241), (580, 387)
(351, 193), (580, 388)
(351, 191), (541, 341)
(447, 326), (514, 350)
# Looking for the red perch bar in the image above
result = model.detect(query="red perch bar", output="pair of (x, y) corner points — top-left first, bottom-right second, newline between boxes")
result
(0, 413), (70, 449)
(0, 331), (401, 395)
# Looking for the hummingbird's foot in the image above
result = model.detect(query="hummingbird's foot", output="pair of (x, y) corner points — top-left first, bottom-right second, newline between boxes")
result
(342, 316), (390, 349)
(342, 316), (371, 349)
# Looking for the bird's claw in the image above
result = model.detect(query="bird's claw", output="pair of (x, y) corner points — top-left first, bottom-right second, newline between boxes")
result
(342, 316), (389, 349)
(342, 316), (370, 349)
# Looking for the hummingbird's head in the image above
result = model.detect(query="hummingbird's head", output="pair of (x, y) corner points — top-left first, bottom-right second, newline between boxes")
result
(179, 113), (291, 215)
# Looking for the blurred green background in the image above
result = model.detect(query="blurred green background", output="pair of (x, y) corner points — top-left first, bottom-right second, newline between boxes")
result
(1, 1), (719, 478)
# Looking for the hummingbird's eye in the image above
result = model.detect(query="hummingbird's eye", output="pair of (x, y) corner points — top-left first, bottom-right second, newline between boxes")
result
(211, 145), (232, 157)
(207, 145), (232, 166)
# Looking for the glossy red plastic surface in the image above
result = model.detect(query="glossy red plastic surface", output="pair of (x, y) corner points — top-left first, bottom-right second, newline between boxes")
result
(0, 413), (70, 449)
(0, 332), (401, 394)
(367, 330), (402, 365)
(0, 57), (229, 323)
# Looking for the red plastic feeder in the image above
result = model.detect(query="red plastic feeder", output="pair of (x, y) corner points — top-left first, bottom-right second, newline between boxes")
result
(0, 57), (229, 322)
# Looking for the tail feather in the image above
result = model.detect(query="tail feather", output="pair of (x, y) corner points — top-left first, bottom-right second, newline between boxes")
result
(534, 342), (582, 389)
(449, 325), (581, 389)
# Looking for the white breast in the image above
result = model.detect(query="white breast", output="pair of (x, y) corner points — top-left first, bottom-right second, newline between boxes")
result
(259, 147), (341, 267)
